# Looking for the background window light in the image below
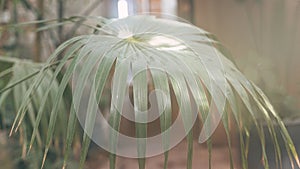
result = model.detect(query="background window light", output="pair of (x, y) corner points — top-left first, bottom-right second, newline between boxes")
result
(118, 0), (129, 18)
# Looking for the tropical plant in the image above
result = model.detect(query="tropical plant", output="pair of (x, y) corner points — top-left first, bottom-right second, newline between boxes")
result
(0, 15), (299, 169)
(0, 56), (79, 168)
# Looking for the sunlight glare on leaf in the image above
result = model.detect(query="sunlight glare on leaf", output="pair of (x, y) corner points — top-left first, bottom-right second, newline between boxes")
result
(148, 35), (187, 51)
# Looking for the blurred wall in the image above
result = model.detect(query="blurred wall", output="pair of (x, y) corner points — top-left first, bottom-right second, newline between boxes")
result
(182, 0), (300, 113)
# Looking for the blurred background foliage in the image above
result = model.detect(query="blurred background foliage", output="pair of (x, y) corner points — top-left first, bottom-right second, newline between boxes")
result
(0, 0), (300, 168)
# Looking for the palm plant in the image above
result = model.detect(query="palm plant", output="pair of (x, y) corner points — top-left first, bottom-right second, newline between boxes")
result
(1, 15), (299, 169)
(0, 56), (76, 168)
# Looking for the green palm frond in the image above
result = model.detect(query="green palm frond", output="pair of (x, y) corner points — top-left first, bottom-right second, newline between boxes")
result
(0, 57), (68, 157)
(2, 15), (299, 169)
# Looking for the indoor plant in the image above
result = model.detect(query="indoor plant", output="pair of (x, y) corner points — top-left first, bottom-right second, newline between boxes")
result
(0, 15), (299, 169)
(0, 56), (79, 169)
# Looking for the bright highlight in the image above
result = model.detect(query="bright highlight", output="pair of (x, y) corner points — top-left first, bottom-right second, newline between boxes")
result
(118, 0), (129, 19)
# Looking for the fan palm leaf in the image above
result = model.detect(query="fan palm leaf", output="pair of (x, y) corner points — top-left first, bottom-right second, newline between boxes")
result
(1, 15), (299, 169)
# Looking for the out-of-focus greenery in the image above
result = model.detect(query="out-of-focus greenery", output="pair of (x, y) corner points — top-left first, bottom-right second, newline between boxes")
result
(242, 54), (300, 119)
(0, 57), (80, 169)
